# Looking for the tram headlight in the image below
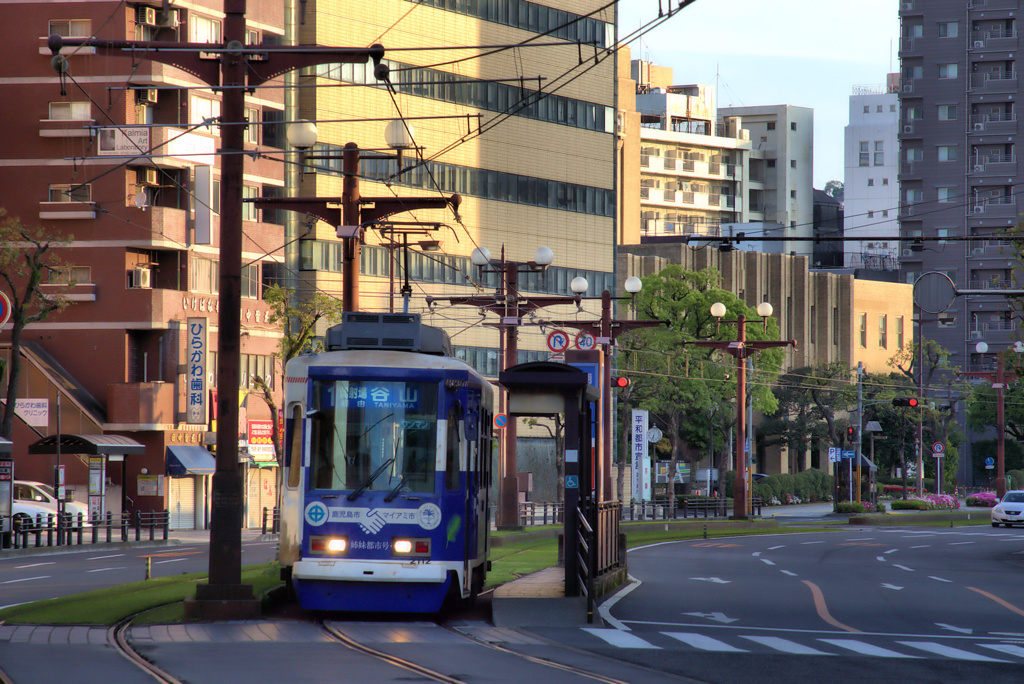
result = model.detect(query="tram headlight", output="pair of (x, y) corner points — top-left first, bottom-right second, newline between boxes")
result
(310, 535), (348, 555)
(392, 537), (431, 557)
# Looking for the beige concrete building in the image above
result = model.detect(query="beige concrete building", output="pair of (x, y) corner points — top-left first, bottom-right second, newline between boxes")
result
(295, 1), (618, 365)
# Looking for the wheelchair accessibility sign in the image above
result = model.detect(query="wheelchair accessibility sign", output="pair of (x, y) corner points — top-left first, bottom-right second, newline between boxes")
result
(565, 475), (578, 489)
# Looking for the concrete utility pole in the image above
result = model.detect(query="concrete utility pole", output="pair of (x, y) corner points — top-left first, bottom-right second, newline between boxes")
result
(50, 1), (383, 619)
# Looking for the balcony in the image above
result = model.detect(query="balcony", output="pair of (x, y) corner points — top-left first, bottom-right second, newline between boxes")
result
(107, 382), (177, 428)
(39, 118), (94, 138)
(969, 71), (1017, 94)
(970, 196), (1016, 217)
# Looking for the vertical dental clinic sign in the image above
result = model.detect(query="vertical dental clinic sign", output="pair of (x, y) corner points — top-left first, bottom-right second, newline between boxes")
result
(187, 317), (208, 424)
(631, 409), (652, 501)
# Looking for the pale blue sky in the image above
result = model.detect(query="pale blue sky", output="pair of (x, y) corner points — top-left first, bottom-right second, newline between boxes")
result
(617, 0), (901, 189)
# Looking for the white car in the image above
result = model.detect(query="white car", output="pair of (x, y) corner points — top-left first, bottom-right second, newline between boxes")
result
(14, 480), (90, 522)
(991, 490), (1024, 527)
(10, 497), (61, 531)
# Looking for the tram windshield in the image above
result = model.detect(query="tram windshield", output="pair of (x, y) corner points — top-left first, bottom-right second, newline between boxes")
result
(309, 379), (438, 495)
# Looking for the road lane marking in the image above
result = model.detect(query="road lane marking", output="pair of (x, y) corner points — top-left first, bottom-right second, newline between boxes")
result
(741, 635), (831, 655)
(583, 628), (660, 649)
(897, 641), (1005, 662)
(87, 554), (124, 561)
(1, 576), (49, 584)
(893, 565), (915, 572)
(881, 584), (903, 590)
(802, 580), (860, 633)
(140, 551), (203, 558)
(949, 541), (975, 546)
(691, 577), (730, 583)
(767, 545), (785, 550)
(599, 575), (640, 631)
(884, 549), (898, 554)
(154, 558), (188, 565)
(968, 587), (1024, 618)
(910, 545), (930, 549)
(760, 559), (776, 566)
(752, 552), (761, 557)
(780, 570), (798, 577)
(929, 576), (952, 583)
(936, 623), (972, 634)
(801, 541), (824, 545)
(665, 632), (746, 652)
(846, 537), (874, 541)
(819, 639), (918, 658)
(14, 562), (54, 569)
(87, 567), (125, 573)
(876, 556), (887, 562)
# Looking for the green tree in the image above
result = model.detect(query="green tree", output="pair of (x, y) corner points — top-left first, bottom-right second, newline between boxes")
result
(250, 285), (345, 470)
(620, 266), (784, 492)
(0, 211), (72, 439)
(761, 365), (852, 471)
(823, 180), (844, 203)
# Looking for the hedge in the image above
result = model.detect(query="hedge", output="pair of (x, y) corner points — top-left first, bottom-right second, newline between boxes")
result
(751, 469), (834, 505)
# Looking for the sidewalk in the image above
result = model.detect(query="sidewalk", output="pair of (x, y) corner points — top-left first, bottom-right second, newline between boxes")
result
(490, 566), (598, 628)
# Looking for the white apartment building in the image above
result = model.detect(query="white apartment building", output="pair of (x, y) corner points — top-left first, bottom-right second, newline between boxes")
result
(719, 104), (815, 258)
(843, 79), (900, 271)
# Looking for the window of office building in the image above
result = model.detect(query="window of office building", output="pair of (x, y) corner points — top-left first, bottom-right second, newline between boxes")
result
(878, 315), (888, 348)
(874, 141), (884, 165)
(859, 313), (867, 347)
(48, 102), (90, 120)
(897, 316), (905, 349)
(49, 19), (90, 36)
(859, 141), (869, 166)
(48, 183), (91, 202)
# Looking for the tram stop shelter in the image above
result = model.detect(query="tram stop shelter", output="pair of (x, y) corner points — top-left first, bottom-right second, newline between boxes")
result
(28, 433), (146, 518)
(499, 362), (600, 607)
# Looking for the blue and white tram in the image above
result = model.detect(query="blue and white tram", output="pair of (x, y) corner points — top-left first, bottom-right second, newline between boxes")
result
(279, 314), (494, 613)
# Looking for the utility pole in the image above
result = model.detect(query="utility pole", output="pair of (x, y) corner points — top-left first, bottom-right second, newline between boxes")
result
(856, 361), (863, 504)
(50, 4), (384, 619)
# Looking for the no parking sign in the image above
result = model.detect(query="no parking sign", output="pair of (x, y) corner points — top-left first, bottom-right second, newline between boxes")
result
(0, 291), (10, 328)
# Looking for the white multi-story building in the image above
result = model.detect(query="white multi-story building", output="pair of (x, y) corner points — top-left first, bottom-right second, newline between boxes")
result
(844, 78), (900, 271)
(719, 104), (815, 258)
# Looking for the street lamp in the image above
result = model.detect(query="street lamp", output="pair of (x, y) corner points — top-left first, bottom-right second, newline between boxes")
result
(972, 341), (1012, 498)
(696, 301), (794, 519)
(287, 119), (318, 150)
(384, 118), (416, 169)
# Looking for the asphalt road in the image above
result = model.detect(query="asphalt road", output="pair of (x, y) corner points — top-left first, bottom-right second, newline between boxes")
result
(518, 526), (1024, 682)
(0, 532), (279, 608)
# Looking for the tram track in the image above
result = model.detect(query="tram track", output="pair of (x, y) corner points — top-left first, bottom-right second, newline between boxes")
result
(109, 615), (184, 684)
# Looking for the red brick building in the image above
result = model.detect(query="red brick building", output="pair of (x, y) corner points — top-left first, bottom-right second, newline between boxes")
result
(0, 0), (287, 528)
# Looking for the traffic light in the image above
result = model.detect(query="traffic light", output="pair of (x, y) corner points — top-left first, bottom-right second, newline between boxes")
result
(611, 376), (630, 389)
(892, 397), (919, 407)
(847, 426), (856, 441)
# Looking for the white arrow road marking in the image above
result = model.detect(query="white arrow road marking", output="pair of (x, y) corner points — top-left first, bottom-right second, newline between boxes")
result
(936, 623), (973, 634)
(881, 584), (903, 590)
(760, 559), (776, 566)
(928, 576), (952, 583)
(893, 564), (915, 572)
(683, 612), (738, 624)
(691, 577), (731, 583)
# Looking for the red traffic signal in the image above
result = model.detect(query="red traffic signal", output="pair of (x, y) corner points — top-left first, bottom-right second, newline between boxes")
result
(611, 376), (630, 389)
(892, 397), (919, 407)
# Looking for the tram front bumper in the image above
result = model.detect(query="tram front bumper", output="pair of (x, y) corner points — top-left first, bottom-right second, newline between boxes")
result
(293, 558), (449, 583)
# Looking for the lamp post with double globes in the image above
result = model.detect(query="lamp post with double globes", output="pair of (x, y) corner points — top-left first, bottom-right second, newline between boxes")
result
(691, 301), (793, 518)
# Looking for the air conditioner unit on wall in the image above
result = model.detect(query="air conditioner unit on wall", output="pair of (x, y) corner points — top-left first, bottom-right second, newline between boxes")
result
(137, 7), (157, 26)
(136, 167), (159, 186)
(974, 41), (985, 48)
(970, 330), (982, 339)
(974, 123), (985, 131)
(134, 88), (158, 105)
(132, 267), (151, 289)
(974, 205), (985, 213)
(902, 125), (913, 134)
(975, 164), (984, 172)
(902, 249), (913, 257)
(157, 9), (180, 27)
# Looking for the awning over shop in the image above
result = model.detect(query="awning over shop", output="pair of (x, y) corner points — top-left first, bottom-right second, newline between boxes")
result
(166, 445), (216, 476)
(28, 433), (145, 455)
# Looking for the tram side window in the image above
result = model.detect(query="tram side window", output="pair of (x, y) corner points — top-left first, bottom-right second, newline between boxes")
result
(287, 405), (302, 488)
(446, 408), (460, 491)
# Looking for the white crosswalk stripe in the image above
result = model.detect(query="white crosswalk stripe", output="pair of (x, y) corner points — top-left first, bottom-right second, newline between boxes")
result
(897, 641), (1008, 662)
(582, 628), (660, 649)
(663, 632), (747, 652)
(740, 635), (832, 655)
(977, 643), (1024, 658)
(818, 638), (919, 658)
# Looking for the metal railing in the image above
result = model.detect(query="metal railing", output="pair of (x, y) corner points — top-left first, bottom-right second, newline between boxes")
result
(596, 502), (620, 575)
(262, 506), (281, 534)
(576, 505), (596, 624)
(7, 510), (169, 550)
(518, 501), (564, 525)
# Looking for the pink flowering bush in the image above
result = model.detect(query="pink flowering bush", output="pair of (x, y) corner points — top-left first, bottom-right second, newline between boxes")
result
(890, 494), (960, 511)
(966, 491), (999, 507)
(926, 493), (960, 510)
